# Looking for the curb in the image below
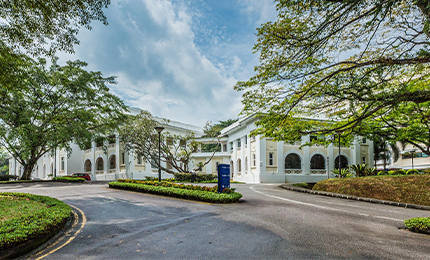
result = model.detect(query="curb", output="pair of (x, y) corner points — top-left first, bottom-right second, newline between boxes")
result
(280, 183), (430, 211)
(1, 211), (74, 260)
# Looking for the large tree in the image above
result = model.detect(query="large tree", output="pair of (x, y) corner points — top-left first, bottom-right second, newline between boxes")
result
(0, 0), (110, 56)
(201, 119), (237, 152)
(119, 111), (215, 174)
(0, 55), (127, 180)
(235, 0), (430, 151)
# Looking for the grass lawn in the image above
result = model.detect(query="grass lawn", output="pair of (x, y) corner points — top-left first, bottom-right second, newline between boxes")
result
(0, 193), (71, 251)
(313, 175), (430, 206)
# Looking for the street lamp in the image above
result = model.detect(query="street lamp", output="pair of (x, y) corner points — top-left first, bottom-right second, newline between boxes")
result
(155, 126), (164, 182)
(410, 149), (416, 170)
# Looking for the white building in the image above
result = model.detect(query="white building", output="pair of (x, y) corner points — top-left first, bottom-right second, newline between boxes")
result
(9, 111), (374, 183)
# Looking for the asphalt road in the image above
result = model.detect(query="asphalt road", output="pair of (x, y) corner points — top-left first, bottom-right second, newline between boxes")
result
(2, 181), (429, 259)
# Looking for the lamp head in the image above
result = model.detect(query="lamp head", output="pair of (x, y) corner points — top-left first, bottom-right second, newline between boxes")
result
(155, 126), (164, 133)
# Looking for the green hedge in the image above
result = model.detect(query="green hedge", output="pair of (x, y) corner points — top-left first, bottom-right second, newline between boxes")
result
(109, 181), (242, 203)
(404, 217), (430, 234)
(0, 192), (71, 250)
(172, 172), (217, 182)
(52, 176), (85, 182)
(0, 175), (19, 181)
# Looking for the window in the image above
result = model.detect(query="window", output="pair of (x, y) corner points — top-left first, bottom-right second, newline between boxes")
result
(121, 153), (125, 165)
(223, 144), (227, 152)
(230, 142), (233, 151)
(237, 159), (242, 172)
(285, 154), (301, 169)
(109, 155), (116, 169)
(216, 162), (219, 170)
(334, 155), (348, 169)
(245, 137), (248, 147)
(269, 153), (274, 166)
(362, 138), (367, 144)
(238, 139), (241, 148)
(137, 156), (142, 165)
(61, 157), (65, 171)
(108, 135), (116, 144)
(311, 154), (325, 169)
(96, 158), (103, 170)
(253, 154), (256, 166)
(362, 156), (366, 164)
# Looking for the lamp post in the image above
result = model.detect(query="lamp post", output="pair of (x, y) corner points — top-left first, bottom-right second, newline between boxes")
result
(335, 130), (342, 175)
(410, 149), (416, 170)
(155, 126), (164, 182)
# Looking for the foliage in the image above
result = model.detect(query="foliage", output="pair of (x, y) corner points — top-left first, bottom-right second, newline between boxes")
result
(201, 119), (237, 152)
(406, 169), (420, 175)
(0, 192), (71, 250)
(373, 135), (401, 169)
(377, 171), (387, 176)
(52, 176), (85, 183)
(331, 168), (353, 178)
(0, 148), (8, 175)
(172, 172), (217, 183)
(109, 181), (243, 203)
(404, 217), (430, 234)
(235, 0), (430, 152)
(0, 174), (18, 181)
(349, 164), (367, 177)
(116, 179), (218, 192)
(0, 0), (110, 56)
(313, 175), (430, 206)
(293, 183), (315, 189)
(119, 111), (214, 174)
(0, 56), (127, 180)
(395, 169), (407, 175)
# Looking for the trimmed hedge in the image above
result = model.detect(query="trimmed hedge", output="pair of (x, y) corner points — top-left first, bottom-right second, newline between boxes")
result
(0, 175), (19, 181)
(0, 192), (71, 250)
(52, 176), (85, 183)
(404, 217), (430, 234)
(109, 181), (242, 203)
(173, 172), (217, 182)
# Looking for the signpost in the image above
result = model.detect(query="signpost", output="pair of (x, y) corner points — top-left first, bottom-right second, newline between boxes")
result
(217, 164), (230, 193)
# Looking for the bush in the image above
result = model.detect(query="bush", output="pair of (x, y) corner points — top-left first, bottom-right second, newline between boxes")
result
(388, 170), (395, 175)
(0, 175), (19, 181)
(404, 217), (430, 234)
(0, 192), (71, 250)
(406, 169), (420, 175)
(394, 169), (407, 175)
(109, 181), (242, 203)
(173, 172), (217, 182)
(377, 170), (387, 176)
(52, 176), (85, 182)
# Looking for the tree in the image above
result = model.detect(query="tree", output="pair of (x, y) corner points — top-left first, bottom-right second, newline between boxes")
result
(0, 148), (9, 175)
(235, 0), (430, 149)
(119, 111), (215, 174)
(0, 57), (127, 180)
(201, 119), (237, 152)
(0, 0), (110, 56)
(373, 135), (401, 169)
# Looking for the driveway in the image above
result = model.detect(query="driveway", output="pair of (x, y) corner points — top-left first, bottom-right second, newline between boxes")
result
(1, 182), (429, 259)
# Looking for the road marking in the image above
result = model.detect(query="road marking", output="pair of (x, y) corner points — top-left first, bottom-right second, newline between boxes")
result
(250, 185), (404, 222)
(34, 205), (86, 260)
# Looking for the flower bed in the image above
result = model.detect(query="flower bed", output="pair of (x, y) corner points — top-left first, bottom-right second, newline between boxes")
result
(109, 179), (242, 203)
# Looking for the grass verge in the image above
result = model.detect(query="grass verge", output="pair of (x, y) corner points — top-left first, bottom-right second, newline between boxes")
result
(312, 175), (430, 206)
(0, 192), (71, 250)
(109, 181), (242, 203)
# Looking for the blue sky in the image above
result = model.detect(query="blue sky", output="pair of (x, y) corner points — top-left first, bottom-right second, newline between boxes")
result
(58, 0), (277, 127)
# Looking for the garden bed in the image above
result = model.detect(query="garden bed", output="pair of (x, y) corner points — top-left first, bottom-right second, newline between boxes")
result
(109, 179), (242, 203)
(0, 193), (71, 254)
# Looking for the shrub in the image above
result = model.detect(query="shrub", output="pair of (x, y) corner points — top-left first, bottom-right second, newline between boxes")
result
(406, 169), (419, 175)
(109, 181), (242, 203)
(117, 179), (219, 192)
(0, 175), (19, 181)
(388, 170), (395, 175)
(423, 169), (430, 175)
(377, 171), (387, 176)
(173, 172), (217, 182)
(394, 169), (407, 175)
(404, 217), (430, 234)
(0, 192), (71, 250)
(52, 176), (85, 182)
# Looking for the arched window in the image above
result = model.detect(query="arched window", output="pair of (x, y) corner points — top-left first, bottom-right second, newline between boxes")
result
(311, 154), (326, 169)
(237, 159), (242, 172)
(109, 155), (116, 169)
(96, 158), (104, 170)
(84, 159), (92, 172)
(335, 155), (348, 169)
(285, 154), (301, 169)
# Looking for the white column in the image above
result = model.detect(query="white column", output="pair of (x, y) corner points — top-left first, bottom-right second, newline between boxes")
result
(259, 136), (266, 174)
(206, 160), (212, 174)
(368, 140), (374, 168)
(227, 141), (231, 153)
(91, 141), (96, 176)
(241, 136), (246, 174)
(302, 135), (310, 174)
(277, 141), (284, 173)
(352, 137), (361, 165)
(247, 135), (251, 174)
(328, 143), (334, 174)
(115, 135), (120, 173)
(232, 140), (238, 177)
(64, 150), (68, 175)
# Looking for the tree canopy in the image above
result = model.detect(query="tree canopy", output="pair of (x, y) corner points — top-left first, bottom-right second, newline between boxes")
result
(235, 0), (430, 152)
(119, 111), (214, 174)
(0, 0), (110, 56)
(0, 55), (127, 180)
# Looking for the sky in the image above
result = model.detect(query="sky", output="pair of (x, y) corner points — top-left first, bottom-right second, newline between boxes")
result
(57, 0), (278, 127)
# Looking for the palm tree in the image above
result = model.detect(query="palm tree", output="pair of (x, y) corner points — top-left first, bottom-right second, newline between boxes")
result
(373, 136), (401, 170)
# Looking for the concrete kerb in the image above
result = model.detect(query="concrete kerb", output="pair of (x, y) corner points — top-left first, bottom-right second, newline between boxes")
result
(280, 183), (430, 211)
